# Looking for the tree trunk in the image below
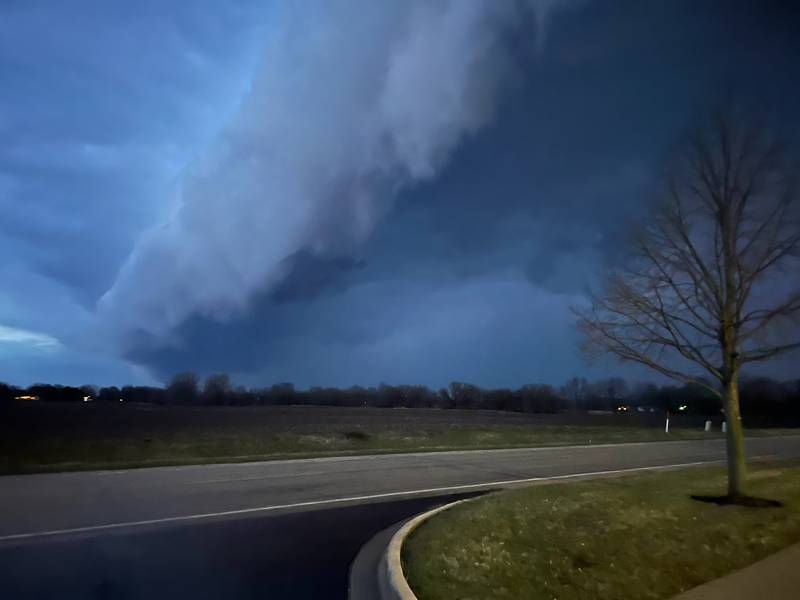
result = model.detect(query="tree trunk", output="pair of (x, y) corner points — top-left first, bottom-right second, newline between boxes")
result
(723, 372), (747, 498)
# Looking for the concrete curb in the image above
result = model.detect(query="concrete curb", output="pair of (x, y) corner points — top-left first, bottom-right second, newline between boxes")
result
(379, 497), (479, 600)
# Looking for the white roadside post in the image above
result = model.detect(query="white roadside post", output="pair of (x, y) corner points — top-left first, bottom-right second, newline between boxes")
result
(665, 410), (670, 434)
(704, 420), (711, 432)
(722, 421), (727, 433)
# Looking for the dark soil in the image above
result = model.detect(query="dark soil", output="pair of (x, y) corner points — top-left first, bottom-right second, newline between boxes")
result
(690, 494), (784, 507)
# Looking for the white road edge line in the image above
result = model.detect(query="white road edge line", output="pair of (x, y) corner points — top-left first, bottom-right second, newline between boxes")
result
(0, 459), (725, 543)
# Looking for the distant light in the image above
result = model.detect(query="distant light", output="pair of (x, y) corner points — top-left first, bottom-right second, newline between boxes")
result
(119, 398), (124, 402)
(83, 396), (92, 402)
(678, 405), (687, 412)
(14, 395), (39, 401)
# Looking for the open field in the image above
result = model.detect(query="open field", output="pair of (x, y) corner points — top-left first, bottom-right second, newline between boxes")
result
(403, 462), (800, 600)
(1, 402), (796, 475)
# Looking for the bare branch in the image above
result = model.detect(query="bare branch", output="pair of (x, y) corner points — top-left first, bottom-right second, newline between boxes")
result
(574, 111), (799, 396)
(742, 342), (800, 364)
(739, 292), (800, 339)
(574, 305), (722, 398)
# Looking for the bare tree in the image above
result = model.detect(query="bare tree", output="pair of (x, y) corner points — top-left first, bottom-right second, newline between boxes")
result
(203, 373), (232, 405)
(575, 112), (800, 499)
(560, 376), (589, 409)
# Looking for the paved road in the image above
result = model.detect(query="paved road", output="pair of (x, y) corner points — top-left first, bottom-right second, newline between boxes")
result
(1, 436), (799, 599)
(0, 493), (479, 600)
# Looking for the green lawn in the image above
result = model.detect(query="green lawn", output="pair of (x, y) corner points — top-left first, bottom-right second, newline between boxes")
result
(403, 463), (800, 600)
(2, 423), (794, 475)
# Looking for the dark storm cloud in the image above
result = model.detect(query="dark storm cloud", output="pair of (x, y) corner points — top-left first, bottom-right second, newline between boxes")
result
(0, 0), (268, 383)
(269, 251), (366, 305)
(122, 102), (654, 386)
(120, 0), (800, 388)
(95, 1), (571, 349)
(2, 0), (799, 387)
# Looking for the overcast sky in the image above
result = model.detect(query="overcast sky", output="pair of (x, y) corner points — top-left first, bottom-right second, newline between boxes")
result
(1, 0), (798, 388)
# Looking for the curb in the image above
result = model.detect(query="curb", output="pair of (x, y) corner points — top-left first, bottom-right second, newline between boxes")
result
(349, 519), (405, 600)
(379, 497), (480, 600)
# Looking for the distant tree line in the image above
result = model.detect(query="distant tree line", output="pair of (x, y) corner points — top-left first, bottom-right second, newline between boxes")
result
(0, 376), (559, 413)
(1, 374), (798, 419)
(557, 376), (800, 418)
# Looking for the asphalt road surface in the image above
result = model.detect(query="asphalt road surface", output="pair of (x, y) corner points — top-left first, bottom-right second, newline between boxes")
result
(1, 436), (799, 599)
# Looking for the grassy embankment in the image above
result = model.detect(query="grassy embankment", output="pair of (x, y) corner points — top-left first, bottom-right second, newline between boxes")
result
(404, 462), (800, 600)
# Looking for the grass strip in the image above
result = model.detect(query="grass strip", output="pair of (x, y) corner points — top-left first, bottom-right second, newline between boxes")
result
(403, 462), (800, 600)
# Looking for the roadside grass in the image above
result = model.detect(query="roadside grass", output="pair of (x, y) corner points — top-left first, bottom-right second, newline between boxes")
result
(1, 421), (797, 475)
(403, 462), (800, 600)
